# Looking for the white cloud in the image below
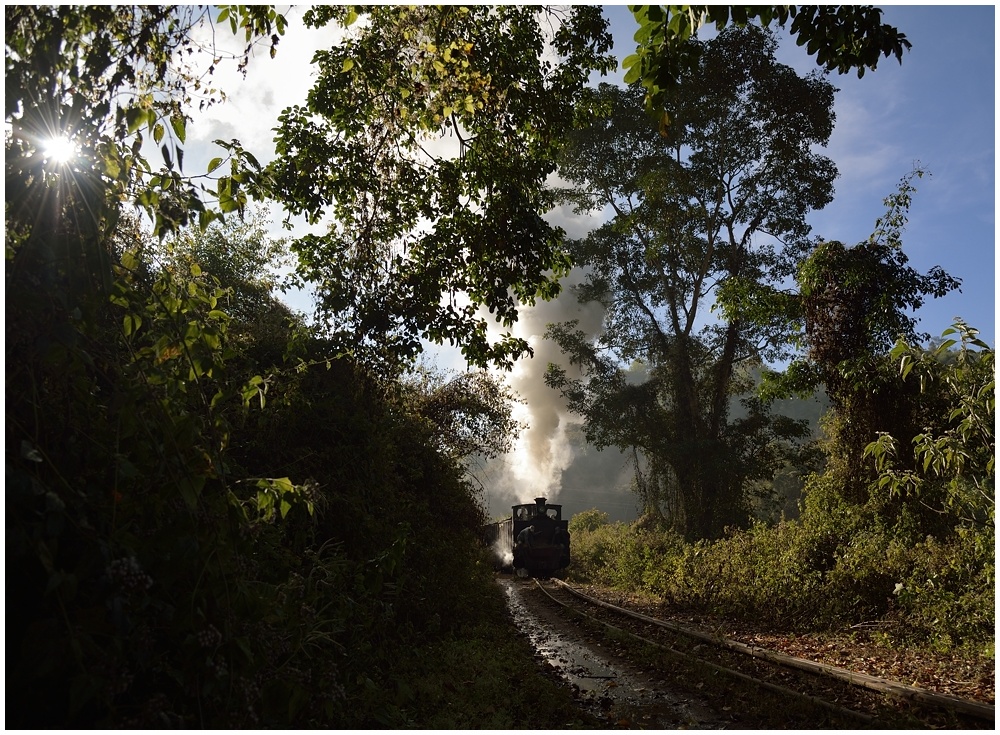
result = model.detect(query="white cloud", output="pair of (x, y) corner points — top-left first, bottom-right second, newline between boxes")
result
(185, 8), (332, 159)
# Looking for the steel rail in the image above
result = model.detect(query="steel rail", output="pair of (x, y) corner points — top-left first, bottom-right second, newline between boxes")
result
(532, 579), (875, 726)
(551, 578), (995, 723)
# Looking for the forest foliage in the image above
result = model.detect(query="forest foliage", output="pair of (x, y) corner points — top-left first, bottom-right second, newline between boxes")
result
(270, 5), (615, 371)
(625, 5), (911, 131)
(4, 5), (602, 727)
(567, 319), (994, 651)
(4, 4), (991, 728)
(553, 8), (990, 656)
(559, 110), (991, 648)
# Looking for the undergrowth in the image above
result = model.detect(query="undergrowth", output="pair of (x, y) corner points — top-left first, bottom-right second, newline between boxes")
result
(567, 485), (994, 653)
(5, 248), (587, 728)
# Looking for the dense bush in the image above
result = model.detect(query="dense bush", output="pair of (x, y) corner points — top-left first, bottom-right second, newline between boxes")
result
(5, 230), (588, 727)
(568, 478), (993, 649)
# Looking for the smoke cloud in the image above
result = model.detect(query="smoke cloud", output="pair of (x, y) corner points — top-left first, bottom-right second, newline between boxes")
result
(499, 268), (604, 502)
(480, 202), (622, 517)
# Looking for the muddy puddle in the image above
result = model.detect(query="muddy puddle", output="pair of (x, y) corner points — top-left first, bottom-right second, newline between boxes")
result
(501, 579), (731, 729)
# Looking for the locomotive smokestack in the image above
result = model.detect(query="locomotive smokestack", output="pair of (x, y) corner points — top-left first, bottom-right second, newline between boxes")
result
(535, 497), (546, 513)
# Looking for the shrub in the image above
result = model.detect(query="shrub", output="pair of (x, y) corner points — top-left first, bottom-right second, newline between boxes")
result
(567, 474), (993, 648)
(569, 507), (611, 535)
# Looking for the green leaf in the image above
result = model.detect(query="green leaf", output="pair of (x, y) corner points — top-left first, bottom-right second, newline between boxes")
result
(342, 57), (354, 73)
(199, 209), (217, 230)
(153, 122), (164, 144)
(125, 106), (145, 134)
(200, 328), (221, 350)
(123, 313), (142, 336)
(170, 114), (186, 144)
(189, 358), (206, 378)
(100, 153), (121, 179)
(666, 13), (684, 36)
(178, 475), (206, 509)
(256, 491), (274, 517)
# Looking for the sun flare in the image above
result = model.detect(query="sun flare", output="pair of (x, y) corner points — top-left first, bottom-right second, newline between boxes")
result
(43, 135), (77, 164)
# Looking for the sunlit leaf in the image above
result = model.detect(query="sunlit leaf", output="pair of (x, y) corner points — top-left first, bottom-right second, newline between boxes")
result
(123, 313), (142, 336)
(170, 114), (186, 144)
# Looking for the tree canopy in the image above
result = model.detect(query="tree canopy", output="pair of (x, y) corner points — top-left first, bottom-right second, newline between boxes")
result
(866, 321), (994, 531)
(269, 5), (615, 371)
(757, 171), (962, 502)
(5, 4), (992, 726)
(5, 5), (285, 251)
(5, 6), (553, 728)
(624, 4), (911, 130)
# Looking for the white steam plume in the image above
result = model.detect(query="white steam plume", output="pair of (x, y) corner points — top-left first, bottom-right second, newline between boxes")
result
(492, 260), (606, 507)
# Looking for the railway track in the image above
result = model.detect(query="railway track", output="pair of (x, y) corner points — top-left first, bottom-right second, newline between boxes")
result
(528, 579), (994, 729)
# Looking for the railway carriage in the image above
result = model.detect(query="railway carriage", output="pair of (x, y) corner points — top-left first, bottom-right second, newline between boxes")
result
(484, 497), (570, 577)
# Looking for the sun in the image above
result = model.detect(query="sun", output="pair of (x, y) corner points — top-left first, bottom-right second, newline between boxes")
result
(42, 135), (77, 164)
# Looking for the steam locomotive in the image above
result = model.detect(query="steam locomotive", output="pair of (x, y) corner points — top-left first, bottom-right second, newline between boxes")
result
(484, 497), (570, 577)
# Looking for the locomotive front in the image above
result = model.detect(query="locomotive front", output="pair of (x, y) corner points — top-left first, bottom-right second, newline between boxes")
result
(510, 497), (570, 577)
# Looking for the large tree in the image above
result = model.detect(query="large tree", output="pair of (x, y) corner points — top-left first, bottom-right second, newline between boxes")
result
(269, 5), (615, 372)
(547, 26), (836, 540)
